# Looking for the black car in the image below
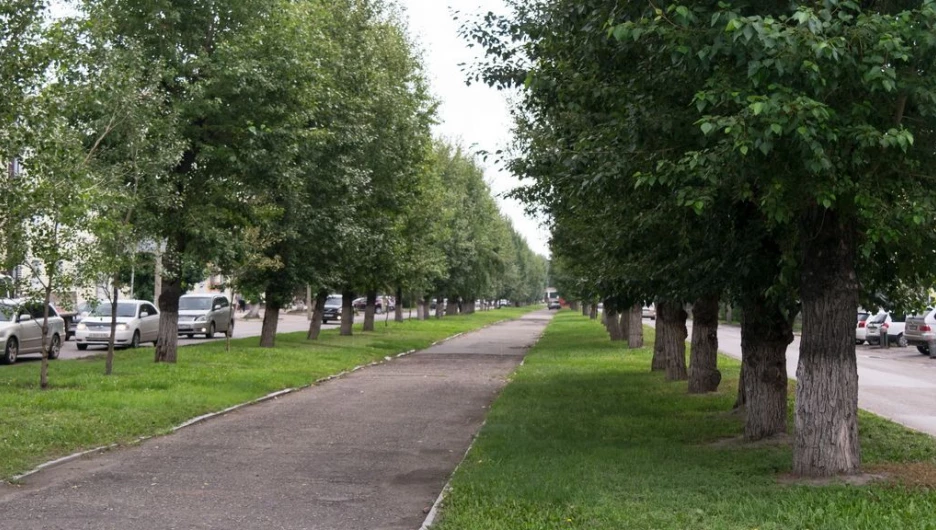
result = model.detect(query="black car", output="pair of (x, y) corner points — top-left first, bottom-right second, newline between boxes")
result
(321, 295), (343, 323)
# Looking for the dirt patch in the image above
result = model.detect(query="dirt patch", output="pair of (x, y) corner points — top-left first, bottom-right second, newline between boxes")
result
(708, 433), (791, 449)
(866, 462), (936, 489)
(776, 472), (888, 487)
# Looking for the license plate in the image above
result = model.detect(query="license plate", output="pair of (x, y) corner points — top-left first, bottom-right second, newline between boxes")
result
(88, 333), (109, 339)
(909, 325), (917, 331)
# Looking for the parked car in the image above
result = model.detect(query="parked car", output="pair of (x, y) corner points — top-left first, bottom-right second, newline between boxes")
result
(865, 311), (907, 347)
(177, 293), (234, 338)
(642, 304), (656, 320)
(904, 308), (936, 354)
(75, 300), (159, 350)
(547, 299), (561, 310)
(352, 296), (394, 314)
(0, 299), (65, 364)
(51, 304), (79, 341)
(322, 295), (343, 323)
(855, 310), (871, 345)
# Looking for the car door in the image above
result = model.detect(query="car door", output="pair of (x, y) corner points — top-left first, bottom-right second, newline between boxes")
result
(18, 306), (43, 354)
(214, 297), (231, 331)
(140, 303), (159, 342)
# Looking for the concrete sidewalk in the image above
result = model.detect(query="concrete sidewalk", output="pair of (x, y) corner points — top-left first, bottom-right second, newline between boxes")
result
(0, 311), (553, 530)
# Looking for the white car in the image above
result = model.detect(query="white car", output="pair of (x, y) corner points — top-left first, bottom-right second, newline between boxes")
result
(904, 308), (936, 354)
(177, 293), (234, 338)
(855, 310), (871, 345)
(0, 299), (66, 364)
(75, 300), (160, 350)
(865, 311), (907, 347)
(642, 304), (656, 319)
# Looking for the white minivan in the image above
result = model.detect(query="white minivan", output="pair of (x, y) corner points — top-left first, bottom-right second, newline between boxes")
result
(177, 294), (234, 338)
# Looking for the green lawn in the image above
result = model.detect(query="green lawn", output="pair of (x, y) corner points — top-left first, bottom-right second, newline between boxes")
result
(435, 311), (936, 530)
(0, 306), (535, 480)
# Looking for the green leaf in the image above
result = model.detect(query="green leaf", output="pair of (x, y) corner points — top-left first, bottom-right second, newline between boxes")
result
(700, 122), (714, 135)
(770, 123), (782, 135)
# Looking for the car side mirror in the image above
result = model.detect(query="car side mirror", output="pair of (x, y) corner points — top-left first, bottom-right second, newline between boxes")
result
(213, 305), (221, 310)
(19, 314), (32, 322)
(141, 311), (149, 317)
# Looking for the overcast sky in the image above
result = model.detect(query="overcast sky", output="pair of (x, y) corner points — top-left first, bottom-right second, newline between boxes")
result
(397, 0), (550, 257)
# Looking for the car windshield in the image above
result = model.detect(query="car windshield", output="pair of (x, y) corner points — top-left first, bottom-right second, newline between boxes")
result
(0, 304), (13, 322)
(324, 297), (342, 308)
(91, 302), (138, 318)
(870, 313), (888, 324)
(180, 297), (212, 310)
(857, 312), (870, 322)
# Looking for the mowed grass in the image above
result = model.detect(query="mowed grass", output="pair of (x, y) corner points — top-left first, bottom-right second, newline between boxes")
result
(0, 306), (535, 480)
(435, 311), (936, 530)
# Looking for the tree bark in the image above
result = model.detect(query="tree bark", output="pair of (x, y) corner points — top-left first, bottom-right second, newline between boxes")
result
(740, 295), (792, 441)
(734, 361), (747, 411)
(626, 303), (643, 348)
(446, 297), (458, 316)
(658, 301), (688, 381)
(340, 290), (354, 336)
(105, 282), (119, 375)
(589, 303), (598, 320)
(154, 277), (181, 363)
(605, 307), (623, 341)
(39, 284), (53, 389)
(395, 286), (404, 322)
(307, 290), (327, 340)
(259, 287), (280, 348)
(688, 294), (721, 393)
(794, 208), (860, 477)
(435, 294), (444, 319)
(569, 300), (579, 311)
(363, 290), (377, 332)
(581, 303), (589, 317)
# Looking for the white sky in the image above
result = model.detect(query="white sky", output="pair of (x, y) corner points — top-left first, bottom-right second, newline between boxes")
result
(397, 0), (551, 257)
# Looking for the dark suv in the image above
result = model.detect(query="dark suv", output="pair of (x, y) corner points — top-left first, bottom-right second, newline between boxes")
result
(322, 295), (343, 323)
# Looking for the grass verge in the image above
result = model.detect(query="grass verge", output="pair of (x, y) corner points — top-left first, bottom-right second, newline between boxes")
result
(0, 306), (535, 480)
(435, 311), (936, 530)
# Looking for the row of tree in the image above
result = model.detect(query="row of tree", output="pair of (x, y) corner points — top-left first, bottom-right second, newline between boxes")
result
(465, 0), (936, 477)
(0, 0), (546, 385)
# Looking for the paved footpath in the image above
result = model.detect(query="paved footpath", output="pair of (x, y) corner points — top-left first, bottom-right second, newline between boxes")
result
(0, 311), (553, 530)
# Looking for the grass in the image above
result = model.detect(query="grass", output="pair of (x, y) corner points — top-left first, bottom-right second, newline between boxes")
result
(0, 306), (535, 480)
(435, 311), (936, 530)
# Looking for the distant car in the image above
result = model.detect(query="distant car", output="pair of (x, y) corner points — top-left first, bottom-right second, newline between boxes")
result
(904, 308), (936, 354)
(865, 311), (907, 347)
(497, 299), (509, 308)
(855, 310), (871, 345)
(352, 296), (393, 314)
(0, 299), (65, 364)
(75, 300), (159, 350)
(322, 295), (343, 323)
(177, 293), (234, 339)
(547, 299), (561, 310)
(642, 304), (656, 320)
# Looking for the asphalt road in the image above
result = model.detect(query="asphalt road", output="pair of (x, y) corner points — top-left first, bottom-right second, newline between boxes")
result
(650, 319), (936, 437)
(0, 311), (553, 530)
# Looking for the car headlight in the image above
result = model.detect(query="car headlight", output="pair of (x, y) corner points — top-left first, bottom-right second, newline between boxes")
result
(116, 324), (128, 331)
(195, 315), (207, 322)
(76, 322), (87, 330)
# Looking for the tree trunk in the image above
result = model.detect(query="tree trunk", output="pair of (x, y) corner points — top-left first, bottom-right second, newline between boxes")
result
(569, 300), (579, 311)
(725, 303), (733, 324)
(340, 290), (354, 336)
(740, 295), (793, 441)
(154, 277), (181, 363)
(446, 297), (458, 316)
(734, 361), (746, 411)
(105, 282), (119, 375)
(363, 290), (377, 332)
(794, 209), (860, 477)
(307, 290), (327, 340)
(39, 284), (52, 389)
(605, 307), (623, 341)
(688, 294), (721, 393)
(626, 303), (643, 349)
(395, 286), (404, 322)
(658, 301), (688, 381)
(582, 303), (589, 316)
(589, 303), (598, 320)
(259, 287), (280, 348)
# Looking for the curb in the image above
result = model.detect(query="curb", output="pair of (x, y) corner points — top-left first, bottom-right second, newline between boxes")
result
(9, 317), (515, 483)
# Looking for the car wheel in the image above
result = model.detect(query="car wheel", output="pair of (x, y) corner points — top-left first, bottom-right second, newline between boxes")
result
(185, 333), (194, 339)
(48, 334), (61, 360)
(206, 322), (215, 339)
(77, 343), (88, 351)
(130, 331), (140, 349)
(898, 334), (908, 348)
(917, 345), (929, 355)
(226, 321), (234, 337)
(855, 340), (864, 345)
(1, 337), (18, 364)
